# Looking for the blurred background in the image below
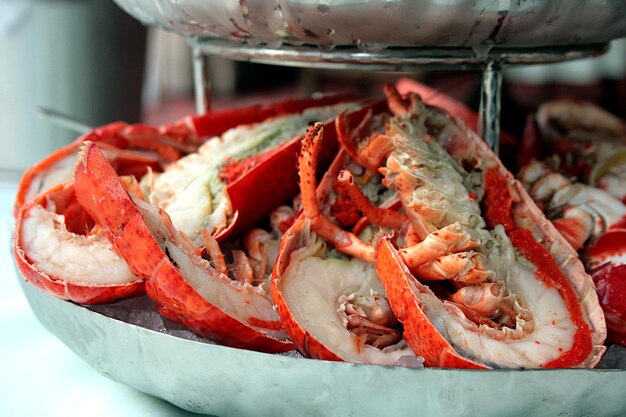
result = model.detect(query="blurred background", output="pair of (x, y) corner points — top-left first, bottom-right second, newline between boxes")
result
(0, 0), (624, 179)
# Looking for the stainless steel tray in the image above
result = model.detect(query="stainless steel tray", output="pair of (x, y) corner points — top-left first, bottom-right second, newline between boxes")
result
(113, 0), (626, 49)
(19, 275), (626, 417)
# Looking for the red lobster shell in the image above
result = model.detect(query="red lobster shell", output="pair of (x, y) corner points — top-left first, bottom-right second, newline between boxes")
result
(14, 178), (145, 304)
(74, 142), (295, 352)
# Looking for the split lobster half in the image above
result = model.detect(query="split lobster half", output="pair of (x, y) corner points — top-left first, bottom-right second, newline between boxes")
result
(272, 110), (423, 367)
(274, 86), (606, 368)
(74, 143), (295, 352)
(13, 132), (171, 304)
(14, 177), (145, 304)
(519, 100), (626, 346)
(142, 96), (357, 244)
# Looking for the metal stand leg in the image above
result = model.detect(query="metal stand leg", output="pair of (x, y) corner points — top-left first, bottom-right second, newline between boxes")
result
(478, 60), (502, 154)
(193, 45), (212, 114)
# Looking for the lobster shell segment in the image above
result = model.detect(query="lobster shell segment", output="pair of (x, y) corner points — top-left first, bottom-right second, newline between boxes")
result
(182, 93), (354, 140)
(74, 142), (294, 353)
(373, 89), (606, 368)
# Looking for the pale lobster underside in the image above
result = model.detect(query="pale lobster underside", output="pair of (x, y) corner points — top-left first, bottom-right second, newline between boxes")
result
(14, 179), (145, 304)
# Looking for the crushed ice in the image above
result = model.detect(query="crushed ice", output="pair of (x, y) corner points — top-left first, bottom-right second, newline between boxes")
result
(86, 295), (212, 344)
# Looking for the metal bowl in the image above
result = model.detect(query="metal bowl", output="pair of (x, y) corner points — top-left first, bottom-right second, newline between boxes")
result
(113, 0), (626, 49)
(18, 274), (626, 417)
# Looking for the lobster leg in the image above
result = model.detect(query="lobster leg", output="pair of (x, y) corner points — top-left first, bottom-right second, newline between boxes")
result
(413, 252), (493, 285)
(398, 223), (480, 270)
(298, 123), (375, 262)
(334, 169), (407, 230)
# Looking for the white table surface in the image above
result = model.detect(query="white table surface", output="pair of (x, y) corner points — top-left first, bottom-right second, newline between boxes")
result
(0, 181), (201, 417)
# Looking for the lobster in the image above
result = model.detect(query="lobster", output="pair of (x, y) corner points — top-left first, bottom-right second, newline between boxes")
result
(272, 106), (424, 366)
(14, 86), (610, 366)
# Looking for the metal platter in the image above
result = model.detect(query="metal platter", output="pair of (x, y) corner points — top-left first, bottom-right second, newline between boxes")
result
(18, 275), (626, 417)
(112, 0), (626, 49)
